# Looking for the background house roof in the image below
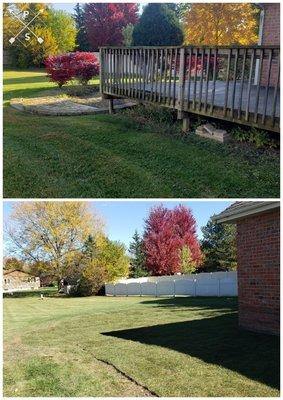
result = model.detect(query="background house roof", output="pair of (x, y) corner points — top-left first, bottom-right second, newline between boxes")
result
(3, 269), (34, 277)
(213, 201), (280, 223)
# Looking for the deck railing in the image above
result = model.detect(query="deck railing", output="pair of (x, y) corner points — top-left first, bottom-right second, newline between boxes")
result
(100, 46), (280, 132)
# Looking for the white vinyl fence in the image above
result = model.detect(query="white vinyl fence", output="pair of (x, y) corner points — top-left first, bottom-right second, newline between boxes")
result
(105, 271), (237, 297)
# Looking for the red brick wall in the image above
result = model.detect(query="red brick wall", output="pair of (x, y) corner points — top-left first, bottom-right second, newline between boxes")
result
(260, 3), (280, 86)
(236, 209), (280, 335)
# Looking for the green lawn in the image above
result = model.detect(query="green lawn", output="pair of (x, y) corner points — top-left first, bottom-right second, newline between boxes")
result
(4, 69), (279, 198)
(4, 294), (279, 397)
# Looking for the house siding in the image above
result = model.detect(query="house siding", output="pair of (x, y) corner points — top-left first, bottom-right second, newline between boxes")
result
(3, 270), (40, 292)
(260, 3), (280, 86)
(236, 209), (280, 335)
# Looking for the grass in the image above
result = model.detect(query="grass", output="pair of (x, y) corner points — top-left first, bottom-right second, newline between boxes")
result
(4, 294), (279, 397)
(4, 69), (280, 198)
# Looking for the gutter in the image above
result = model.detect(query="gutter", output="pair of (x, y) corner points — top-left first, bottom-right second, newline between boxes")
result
(213, 201), (280, 224)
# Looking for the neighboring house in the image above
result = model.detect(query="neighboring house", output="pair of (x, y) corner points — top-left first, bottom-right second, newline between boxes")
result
(214, 201), (280, 335)
(257, 3), (280, 86)
(3, 269), (40, 292)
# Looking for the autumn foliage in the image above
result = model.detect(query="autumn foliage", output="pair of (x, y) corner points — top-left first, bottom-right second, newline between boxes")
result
(84, 3), (139, 49)
(45, 52), (99, 87)
(143, 205), (202, 275)
(184, 3), (259, 46)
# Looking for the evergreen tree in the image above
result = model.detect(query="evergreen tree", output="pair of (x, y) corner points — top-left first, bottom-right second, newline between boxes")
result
(73, 3), (89, 51)
(132, 4), (184, 46)
(200, 217), (237, 272)
(128, 230), (148, 278)
(82, 234), (98, 261)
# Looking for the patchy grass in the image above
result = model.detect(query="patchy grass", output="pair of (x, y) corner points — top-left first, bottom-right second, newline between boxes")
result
(4, 295), (279, 397)
(4, 69), (279, 198)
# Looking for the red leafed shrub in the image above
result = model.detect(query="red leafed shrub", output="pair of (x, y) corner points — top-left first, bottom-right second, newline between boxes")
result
(45, 52), (100, 87)
(71, 52), (100, 85)
(45, 54), (75, 87)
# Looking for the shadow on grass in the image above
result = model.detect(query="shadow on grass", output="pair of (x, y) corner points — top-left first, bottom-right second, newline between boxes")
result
(141, 296), (238, 311)
(3, 75), (48, 86)
(3, 88), (53, 103)
(103, 312), (279, 390)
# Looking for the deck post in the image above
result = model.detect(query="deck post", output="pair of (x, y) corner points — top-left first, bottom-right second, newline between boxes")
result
(99, 48), (104, 95)
(108, 98), (114, 114)
(182, 113), (191, 133)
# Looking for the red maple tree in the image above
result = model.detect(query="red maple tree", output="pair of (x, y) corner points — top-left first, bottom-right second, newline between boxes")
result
(143, 205), (202, 275)
(84, 3), (139, 50)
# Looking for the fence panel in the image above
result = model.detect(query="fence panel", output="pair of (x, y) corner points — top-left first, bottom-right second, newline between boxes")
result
(105, 272), (238, 297)
(175, 279), (196, 295)
(114, 283), (128, 296)
(141, 282), (157, 296)
(127, 282), (141, 296)
(157, 281), (174, 296)
(195, 279), (219, 296)
(219, 278), (238, 296)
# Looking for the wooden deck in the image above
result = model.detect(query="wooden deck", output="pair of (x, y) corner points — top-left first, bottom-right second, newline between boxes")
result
(100, 46), (280, 132)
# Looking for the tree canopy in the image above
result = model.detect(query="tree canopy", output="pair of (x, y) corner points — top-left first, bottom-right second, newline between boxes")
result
(143, 205), (202, 275)
(6, 202), (104, 281)
(183, 3), (259, 46)
(132, 3), (184, 46)
(84, 3), (139, 50)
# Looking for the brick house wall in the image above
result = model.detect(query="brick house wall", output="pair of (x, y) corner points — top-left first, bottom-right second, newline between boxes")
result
(236, 209), (280, 335)
(260, 3), (280, 86)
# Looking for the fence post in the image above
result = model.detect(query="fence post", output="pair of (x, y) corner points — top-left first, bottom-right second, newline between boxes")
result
(155, 281), (158, 297)
(140, 282), (142, 297)
(126, 283), (128, 297)
(194, 279), (197, 297)
(114, 283), (116, 297)
(173, 280), (176, 297)
(218, 279), (221, 297)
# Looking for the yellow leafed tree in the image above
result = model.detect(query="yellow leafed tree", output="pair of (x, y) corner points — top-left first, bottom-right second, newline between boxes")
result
(6, 201), (105, 282)
(183, 4), (259, 46)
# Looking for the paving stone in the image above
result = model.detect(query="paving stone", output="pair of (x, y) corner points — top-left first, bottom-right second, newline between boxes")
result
(196, 123), (231, 143)
(10, 96), (137, 116)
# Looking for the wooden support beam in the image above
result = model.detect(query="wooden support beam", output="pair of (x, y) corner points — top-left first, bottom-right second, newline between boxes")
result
(108, 98), (114, 114)
(182, 114), (191, 133)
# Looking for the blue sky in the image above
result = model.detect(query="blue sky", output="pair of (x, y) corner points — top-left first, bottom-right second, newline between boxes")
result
(51, 3), (146, 14)
(4, 201), (232, 250)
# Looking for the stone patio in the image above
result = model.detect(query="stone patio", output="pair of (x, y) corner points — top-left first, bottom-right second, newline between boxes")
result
(10, 89), (137, 116)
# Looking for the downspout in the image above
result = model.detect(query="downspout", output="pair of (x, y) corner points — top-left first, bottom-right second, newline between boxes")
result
(254, 7), (265, 85)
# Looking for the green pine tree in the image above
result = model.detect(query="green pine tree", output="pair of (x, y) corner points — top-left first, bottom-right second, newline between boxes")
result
(73, 3), (89, 51)
(82, 234), (98, 261)
(128, 231), (149, 278)
(200, 217), (237, 272)
(132, 4), (184, 46)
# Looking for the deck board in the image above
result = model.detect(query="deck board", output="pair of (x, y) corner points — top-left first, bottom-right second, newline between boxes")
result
(120, 80), (280, 117)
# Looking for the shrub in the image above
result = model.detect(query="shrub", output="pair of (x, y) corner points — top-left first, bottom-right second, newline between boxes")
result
(45, 52), (99, 87)
(231, 127), (278, 149)
(72, 52), (100, 85)
(45, 53), (75, 87)
(69, 259), (106, 297)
